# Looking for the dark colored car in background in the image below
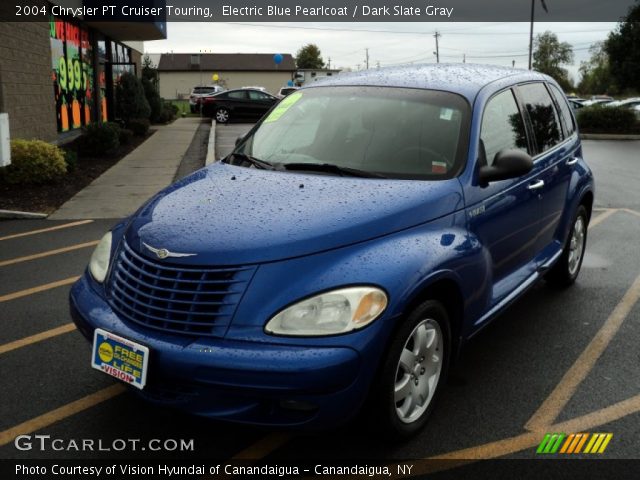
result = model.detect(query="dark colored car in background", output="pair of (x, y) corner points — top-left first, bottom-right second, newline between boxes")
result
(201, 88), (278, 123)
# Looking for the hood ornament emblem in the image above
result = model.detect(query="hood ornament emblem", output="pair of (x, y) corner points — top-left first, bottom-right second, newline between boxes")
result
(142, 242), (197, 259)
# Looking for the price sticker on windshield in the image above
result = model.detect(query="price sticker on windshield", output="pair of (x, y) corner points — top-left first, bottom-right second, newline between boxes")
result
(264, 92), (303, 123)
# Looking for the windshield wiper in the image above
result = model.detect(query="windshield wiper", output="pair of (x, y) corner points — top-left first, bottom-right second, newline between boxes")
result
(282, 163), (386, 178)
(227, 152), (277, 170)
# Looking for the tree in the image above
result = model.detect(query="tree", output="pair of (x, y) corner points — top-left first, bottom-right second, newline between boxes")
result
(115, 72), (151, 122)
(605, 1), (640, 94)
(141, 54), (158, 90)
(533, 31), (574, 91)
(295, 44), (325, 69)
(578, 42), (614, 95)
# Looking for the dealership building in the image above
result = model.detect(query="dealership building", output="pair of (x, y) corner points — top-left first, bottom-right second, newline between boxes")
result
(0, 1), (166, 144)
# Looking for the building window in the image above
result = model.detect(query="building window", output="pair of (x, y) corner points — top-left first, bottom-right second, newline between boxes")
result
(50, 17), (95, 132)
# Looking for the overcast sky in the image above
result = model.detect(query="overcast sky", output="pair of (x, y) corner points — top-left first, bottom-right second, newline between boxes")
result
(144, 22), (618, 84)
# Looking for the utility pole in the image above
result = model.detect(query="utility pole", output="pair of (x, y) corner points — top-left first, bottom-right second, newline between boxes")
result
(434, 31), (441, 63)
(529, 0), (549, 70)
(528, 0), (535, 70)
(463, 53), (466, 63)
(327, 57), (331, 69)
(365, 48), (369, 69)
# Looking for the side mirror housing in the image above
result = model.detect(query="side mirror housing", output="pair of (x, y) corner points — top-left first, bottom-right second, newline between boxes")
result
(479, 149), (533, 184)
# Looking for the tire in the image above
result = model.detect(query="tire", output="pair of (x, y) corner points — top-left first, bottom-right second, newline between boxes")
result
(215, 108), (230, 123)
(546, 204), (589, 287)
(367, 300), (451, 439)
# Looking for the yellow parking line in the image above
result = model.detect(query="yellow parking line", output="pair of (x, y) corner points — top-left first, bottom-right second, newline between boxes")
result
(229, 432), (293, 460)
(0, 384), (125, 447)
(589, 208), (618, 228)
(524, 271), (640, 431)
(0, 276), (80, 303)
(389, 393), (640, 477)
(0, 323), (76, 355)
(622, 208), (640, 219)
(0, 220), (93, 241)
(0, 241), (98, 268)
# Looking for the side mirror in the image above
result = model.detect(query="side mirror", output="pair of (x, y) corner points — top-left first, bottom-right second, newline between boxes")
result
(235, 135), (244, 147)
(479, 149), (533, 184)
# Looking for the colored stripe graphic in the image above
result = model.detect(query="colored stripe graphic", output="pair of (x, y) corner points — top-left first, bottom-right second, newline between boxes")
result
(540, 433), (613, 454)
(536, 433), (565, 454)
(584, 433), (613, 454)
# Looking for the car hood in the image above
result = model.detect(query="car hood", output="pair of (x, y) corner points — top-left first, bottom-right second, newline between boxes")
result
(125, 162), (463, 265)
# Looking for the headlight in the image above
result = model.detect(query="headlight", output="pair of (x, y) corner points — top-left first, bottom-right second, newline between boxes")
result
(265, 287), (388, 336)
(89, 232), (112, 283)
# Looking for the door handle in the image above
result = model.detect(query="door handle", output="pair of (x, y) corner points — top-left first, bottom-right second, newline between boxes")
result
(527, 180), (545, 190)
(566, 157), (579, 166)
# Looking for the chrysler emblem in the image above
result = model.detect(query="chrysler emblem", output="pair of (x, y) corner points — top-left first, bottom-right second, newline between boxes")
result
(142, 242), (197, 259)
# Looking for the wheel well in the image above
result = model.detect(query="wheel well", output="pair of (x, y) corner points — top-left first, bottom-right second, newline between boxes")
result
(581, 191), (594, 221)
(403, 279), (464, 359)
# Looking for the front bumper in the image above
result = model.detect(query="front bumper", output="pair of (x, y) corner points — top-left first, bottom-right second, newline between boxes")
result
(70, 274), (368, 428)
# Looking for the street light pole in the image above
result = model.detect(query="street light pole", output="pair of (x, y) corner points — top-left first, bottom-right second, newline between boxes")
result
(528, 0), (535, 70)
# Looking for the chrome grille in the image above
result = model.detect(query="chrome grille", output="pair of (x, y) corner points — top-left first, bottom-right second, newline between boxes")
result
(108, 241), (255, 337)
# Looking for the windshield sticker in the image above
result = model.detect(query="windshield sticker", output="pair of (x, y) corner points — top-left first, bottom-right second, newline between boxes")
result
(432, 161), (447, 174)
(439, 108), (454, 121)
(264, 92), (303, 123)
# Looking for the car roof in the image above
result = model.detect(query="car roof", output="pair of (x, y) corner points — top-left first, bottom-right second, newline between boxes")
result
(303, 63), (548, 102)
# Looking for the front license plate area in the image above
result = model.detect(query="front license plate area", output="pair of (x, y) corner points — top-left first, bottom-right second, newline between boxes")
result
(91, 328), (149, 389)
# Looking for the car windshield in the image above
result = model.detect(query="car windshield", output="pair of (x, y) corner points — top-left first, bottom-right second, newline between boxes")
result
(233, 86), (470, 180)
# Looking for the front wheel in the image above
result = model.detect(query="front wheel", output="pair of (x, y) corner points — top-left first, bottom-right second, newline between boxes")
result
(215, 108), (230, 123)
(368, 300), (450, 438)
(546, 205), (589, 287)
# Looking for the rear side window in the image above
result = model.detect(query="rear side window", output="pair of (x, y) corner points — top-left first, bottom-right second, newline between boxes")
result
(480, 89), (528, 166)
(548, 84), (576, 137)
(228, 91), (247, 99)
(517, 83), (563, 154)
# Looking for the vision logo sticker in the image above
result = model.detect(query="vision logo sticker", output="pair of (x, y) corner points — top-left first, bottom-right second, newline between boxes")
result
(536, 432), (613, 454)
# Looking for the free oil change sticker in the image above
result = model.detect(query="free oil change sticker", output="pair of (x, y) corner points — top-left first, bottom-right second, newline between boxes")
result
(264, 91), (303, 123)
(91, 328), (149, 389)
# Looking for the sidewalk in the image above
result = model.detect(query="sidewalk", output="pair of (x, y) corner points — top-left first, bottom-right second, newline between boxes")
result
(49, 118), (202, 220)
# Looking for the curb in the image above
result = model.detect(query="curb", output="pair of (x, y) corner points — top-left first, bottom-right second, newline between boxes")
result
(205, 120), (216, 165)
(0, 209), (48, 219)
(580, 133), (640, 141)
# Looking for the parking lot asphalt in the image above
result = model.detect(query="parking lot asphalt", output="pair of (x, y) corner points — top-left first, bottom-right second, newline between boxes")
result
(0, 141), (639, 473)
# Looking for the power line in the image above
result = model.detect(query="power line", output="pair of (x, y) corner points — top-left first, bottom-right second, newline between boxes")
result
(219, 22), (612, 36)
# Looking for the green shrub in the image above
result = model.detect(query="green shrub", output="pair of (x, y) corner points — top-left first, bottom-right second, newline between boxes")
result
(143, 77), (163, 123)
(1, 139), (67, 184)
(127, 118), (150, 136)
(115, 72), (151, 122)
(119, 128), (134, 145)
(63, 149), (78, 172)
(157, 102), (177, 123)
(577, 105), (640, 134)
(79, 122), (121, 156)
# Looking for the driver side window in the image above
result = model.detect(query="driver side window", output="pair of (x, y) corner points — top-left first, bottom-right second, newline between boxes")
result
(481, 89), (528, 166)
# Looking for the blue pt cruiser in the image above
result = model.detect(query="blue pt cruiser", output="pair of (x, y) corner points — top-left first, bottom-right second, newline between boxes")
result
(71, 65), (594, 437)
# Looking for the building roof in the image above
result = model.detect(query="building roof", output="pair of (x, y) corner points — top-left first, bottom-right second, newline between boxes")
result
(307, 63), (548, 103)
(158, 53), (296, 72)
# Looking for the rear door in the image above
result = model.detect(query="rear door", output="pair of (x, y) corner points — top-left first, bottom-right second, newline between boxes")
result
(226, 90), (250, 116)
(516, 82), (577, 265)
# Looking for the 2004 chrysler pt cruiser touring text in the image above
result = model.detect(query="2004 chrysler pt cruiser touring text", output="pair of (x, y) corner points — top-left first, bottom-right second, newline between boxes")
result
(71, 64), (594, 438)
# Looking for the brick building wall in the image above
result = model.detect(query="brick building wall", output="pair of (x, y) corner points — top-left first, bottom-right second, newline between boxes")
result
(0, 22), (58, 142)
